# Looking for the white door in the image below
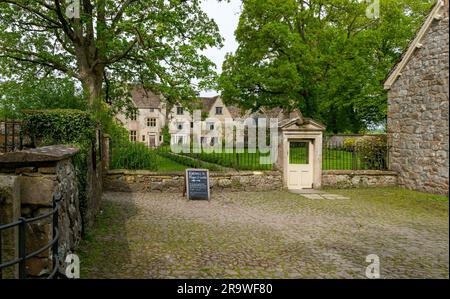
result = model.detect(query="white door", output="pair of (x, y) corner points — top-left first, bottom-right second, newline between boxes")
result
(288, 140), (314, 189)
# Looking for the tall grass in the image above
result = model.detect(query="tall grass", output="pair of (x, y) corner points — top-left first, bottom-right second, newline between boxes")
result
(110, 142), (158, 171)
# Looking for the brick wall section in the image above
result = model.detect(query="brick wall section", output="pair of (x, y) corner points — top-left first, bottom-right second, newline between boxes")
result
(322, 170), (398, 189)
(104, 170), (283, 193)
(387, 4), (449, 195)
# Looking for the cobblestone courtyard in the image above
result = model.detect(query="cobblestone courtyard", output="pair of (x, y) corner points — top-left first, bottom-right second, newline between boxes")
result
(78, 188), (449, 279)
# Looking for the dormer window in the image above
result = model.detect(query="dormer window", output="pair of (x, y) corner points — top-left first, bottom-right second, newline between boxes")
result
(176, 106), (184, 115)
(215, 107), (223, 115)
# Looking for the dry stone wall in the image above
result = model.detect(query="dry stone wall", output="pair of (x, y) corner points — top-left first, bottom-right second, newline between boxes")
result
(322, 170), (398, 189)
(104, 170), (283, 193)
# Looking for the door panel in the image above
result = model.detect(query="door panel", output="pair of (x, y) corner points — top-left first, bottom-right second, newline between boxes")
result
(149, 135), (156, 147)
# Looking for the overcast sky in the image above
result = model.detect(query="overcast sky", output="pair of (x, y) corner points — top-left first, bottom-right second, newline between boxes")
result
(200, 0), (242, 97)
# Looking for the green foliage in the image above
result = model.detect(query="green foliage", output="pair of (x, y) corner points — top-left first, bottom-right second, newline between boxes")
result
(162, 126), (171, 146)
(185, 150), (273, 170)
(21, 109), (96, 145)
(0, 0), (223, 112)
(0, 77), (85, 118)
(21, 109), (97, 233)
(355, 135), (388, 169)
(342, 138), (358, 151)
(110, 142), (159, 171)
(158, 149), (223, 171)
(219, 0), (433, 133)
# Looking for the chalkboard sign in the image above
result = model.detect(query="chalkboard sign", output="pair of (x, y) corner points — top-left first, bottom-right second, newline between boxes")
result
(185, 169), (210, 200)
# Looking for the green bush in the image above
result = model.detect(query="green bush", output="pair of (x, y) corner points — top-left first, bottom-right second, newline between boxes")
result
(162, 126), (171, 146)
(342, 137), (357, 151)
(22, 109), (96, 145)
(355, 135), (388, 169)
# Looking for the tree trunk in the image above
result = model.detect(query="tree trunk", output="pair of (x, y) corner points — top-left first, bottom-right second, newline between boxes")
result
(81, 68), (104, 110)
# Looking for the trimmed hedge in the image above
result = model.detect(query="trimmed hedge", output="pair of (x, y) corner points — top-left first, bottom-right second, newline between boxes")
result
(21, 109), (96, 145)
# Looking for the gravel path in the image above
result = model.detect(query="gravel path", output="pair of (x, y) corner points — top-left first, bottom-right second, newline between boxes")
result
(79, 189), (449, 279)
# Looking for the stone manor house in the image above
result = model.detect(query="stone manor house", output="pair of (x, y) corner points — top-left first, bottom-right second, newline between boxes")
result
(116, 86), (249, 147)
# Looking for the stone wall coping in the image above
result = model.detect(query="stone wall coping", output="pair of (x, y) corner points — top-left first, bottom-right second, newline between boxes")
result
(323, 170), (397, 176)
(0, 145), (80, 164)
(107, 169), (281, 177)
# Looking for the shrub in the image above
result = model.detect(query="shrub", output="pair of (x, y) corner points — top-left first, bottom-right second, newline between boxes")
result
(162, 126), (171, 146)
(342, 137), (357, 151)
(355, 135), (388, 169)
(21, 109), (96, 145)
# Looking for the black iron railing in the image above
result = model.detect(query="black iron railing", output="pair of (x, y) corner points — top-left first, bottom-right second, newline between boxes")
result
(1, 118), (22, 153)
(0, 195), (65, 279)
(323, 143), (389, 170)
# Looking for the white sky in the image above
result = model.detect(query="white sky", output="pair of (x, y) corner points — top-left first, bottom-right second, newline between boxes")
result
(200, 0), (242, 97)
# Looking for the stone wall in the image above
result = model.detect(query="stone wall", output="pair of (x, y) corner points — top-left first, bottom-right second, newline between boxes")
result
(322, 170), (398, 189)
(104, 170), (283, 193)
(387, 3), (449, 196)
(0, 145), (82, 278)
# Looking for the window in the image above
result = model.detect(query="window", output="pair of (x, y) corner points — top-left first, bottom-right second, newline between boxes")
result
(130, 131), (137, 142)
(210, 137), (216, 146)
(176, 106), (184, 115)
(215, 107), (223, 115)
(190, 122), (194, 128)
(149, 108), (155, 113)
(147, 118), (156, 127)
(177, 123), (183, 130)
(142, 135), (146, 142)
(159, 135), (162, 142)
(207, 122), (215, 131)
(130, 111), (137, 121)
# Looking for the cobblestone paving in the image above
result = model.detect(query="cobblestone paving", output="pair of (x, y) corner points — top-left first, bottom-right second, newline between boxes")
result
(79, 188), (449, 279)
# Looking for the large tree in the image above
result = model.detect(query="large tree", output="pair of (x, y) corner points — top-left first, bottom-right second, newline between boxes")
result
(219, 0), (432, 133)
(0, 0), (223, 114)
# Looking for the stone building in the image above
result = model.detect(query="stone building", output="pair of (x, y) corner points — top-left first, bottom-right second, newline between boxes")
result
(385, 0), (449, 195)
(117, 86), (246, 147)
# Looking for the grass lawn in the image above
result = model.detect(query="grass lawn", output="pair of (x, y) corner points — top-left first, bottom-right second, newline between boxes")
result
(110, 143), (385, 172)
(184, 150), (273, 170)
(155, 155), (188, 172)
(78, 187), (448, 279)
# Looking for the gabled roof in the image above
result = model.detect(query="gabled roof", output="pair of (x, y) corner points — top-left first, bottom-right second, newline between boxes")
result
(227, 105), (247, 118)
(131, 86), (162, 109)
(279, 117), (326, 131)
(384, 0), (447, 90)
(199, 96), (220, 114)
